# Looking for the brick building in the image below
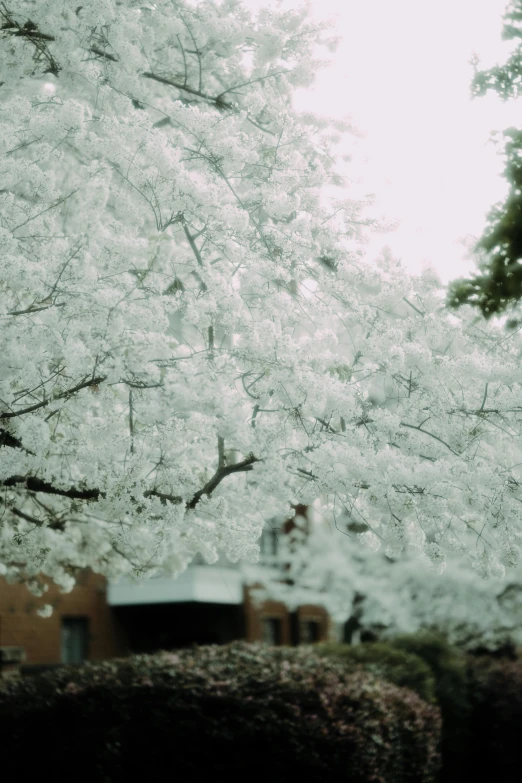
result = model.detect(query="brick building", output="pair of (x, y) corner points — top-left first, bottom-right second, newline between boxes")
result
(0, 569), (127, 670)
(0, 514), (333, 671)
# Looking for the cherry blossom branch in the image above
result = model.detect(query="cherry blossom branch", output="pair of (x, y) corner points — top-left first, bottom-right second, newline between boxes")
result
(8, 301), (65, 316)
(183, 224), (204, 268)
(402, 296), (425, 317)
(3, 475), (101, 500)
(399, 421), (459, 456)
(217, 435), (226, 469)
(0, 8), (278, 138)
(142, 71), (234, 110)
(215, 70), (290, 102)
(2, 455), (260, 511)
(12, 189), (79, 232)
(0, 427), (35, 454)
(143, 489), (183, 505)
(10, 506), (65, 532)
(0, 375), (107, 420)
(0, 6), (59, 74)
(187, 453), (259, 509)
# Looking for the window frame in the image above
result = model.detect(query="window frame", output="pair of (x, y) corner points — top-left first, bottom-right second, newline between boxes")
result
(261, 616), (283, 645)
(60, 616), (90, 665)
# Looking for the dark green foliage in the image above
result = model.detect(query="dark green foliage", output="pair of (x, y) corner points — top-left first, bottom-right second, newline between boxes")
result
(0, 642), (441, 783)
(447, 127), (522, 319)
(466, 656), (522, 783)
(387, 633), (471, 783)
(447, 1), (522, 320)
(311, 641), (437, 704)
(471, 1), (522, 102)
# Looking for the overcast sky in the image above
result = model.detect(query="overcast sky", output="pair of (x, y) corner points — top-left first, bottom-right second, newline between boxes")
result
(266, 0), (522, 283)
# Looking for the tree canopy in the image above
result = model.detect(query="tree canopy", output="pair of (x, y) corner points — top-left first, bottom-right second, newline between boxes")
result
(2, 0), (522, 603)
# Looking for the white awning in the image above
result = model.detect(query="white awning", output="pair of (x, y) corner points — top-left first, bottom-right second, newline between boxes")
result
(107, 565), (244, 606)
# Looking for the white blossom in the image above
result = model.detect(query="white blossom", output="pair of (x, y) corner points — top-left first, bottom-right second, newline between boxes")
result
(1, 0), (522, 608)
(36, 605), (53, 618)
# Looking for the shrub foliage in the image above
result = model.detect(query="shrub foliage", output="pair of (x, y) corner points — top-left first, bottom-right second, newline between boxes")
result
(467, 655), (522, 783)
(312, 641), (437, 703)
(0, 642), (441, 783)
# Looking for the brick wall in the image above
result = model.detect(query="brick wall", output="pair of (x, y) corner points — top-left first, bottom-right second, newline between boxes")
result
(0, 571), (334, 666)
(244, 586), (332, 644)
(0, 570), (128, 665)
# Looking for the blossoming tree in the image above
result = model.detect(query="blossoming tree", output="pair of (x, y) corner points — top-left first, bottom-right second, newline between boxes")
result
(245, 258), (522, 646)
(249, 496), (522, 650)
(2, 0), (522, 603)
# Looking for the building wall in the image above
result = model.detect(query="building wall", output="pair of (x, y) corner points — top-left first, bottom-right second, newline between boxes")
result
(244, 586), (332, 644)
(0, 569), (128, 665)
(1, 570), (333, 668)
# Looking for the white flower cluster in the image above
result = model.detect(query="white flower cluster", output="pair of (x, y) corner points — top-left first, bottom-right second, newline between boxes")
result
(1, 0), (522, 613)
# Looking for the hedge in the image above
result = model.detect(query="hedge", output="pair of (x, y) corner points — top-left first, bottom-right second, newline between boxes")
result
(387, 632), (472, 783)
(311, 641), (437, 704)
(466, 656), (522, 783)
(0, 642), (441, 783)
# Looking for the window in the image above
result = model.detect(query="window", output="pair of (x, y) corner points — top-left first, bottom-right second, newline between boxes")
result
(61, 617), (89, 664)
(261, 617), (282, 645)
(259, 525), (279, 560)
(299, 620), (321, 644)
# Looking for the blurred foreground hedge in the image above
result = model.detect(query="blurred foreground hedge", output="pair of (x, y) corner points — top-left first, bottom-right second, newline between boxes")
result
(0, 642), (441, 783)
(467, 655), (522, 783)
(311, 640), (437, 703)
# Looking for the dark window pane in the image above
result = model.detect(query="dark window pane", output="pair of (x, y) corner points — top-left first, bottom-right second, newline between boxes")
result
(261, 617), (282, 645)
(299, 620), (320, 644)
(61, 617), (89, 664)
(260, 526), (279, 557)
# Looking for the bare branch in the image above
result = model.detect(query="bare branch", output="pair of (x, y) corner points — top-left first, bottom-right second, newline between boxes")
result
(400, 421), (459, 456)
(215, 70), (289, 101)
(89, 45), (118, 62)
(217, 435), (225, 469)
(8, 301), (65, 316)
(479, 382), (489, 413)
(0, 427), (35, 454)
(144, 489), (183, 505)
(12, 189), (79, 232)
(2, 452), (259, 513)
(0, 375), (107, 420)
(179, 12), (202, 92)
(129, 389), (135, 454)
(402, 297), (425, 317)
(10, 506), (65, 531)
(142, 71), (233, 110)
(3, 475), (101, 500)
(0, 6), (60, 74)
(187, 454), (259, 509)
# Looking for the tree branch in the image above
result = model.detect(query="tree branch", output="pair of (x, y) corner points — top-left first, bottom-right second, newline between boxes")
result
(402, 296), (425, 317)
(142, 71), (233, 109)
(129, 389), (135, 454)
(2, 453), (260, 511)
(187, 454), (259, 509)
(2, 475), (101, 500)
(183, 224), (204, 268)
(217, 435), (226, 468)
(144, 489), (183, 505)
(12, 188), (79, 232)
(0, 427), (35, 454)
(8, 301), (65, 316)
(10, 506), (65, 531)
(0, 375), (107, 420)
(400, 421), (459, 456)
